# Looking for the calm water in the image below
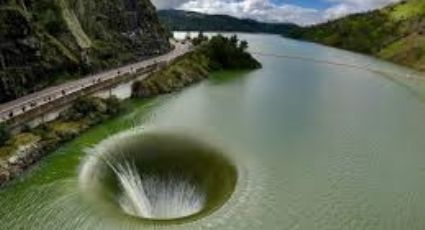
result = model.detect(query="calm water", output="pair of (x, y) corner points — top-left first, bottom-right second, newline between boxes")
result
(2, 34), (425, 230)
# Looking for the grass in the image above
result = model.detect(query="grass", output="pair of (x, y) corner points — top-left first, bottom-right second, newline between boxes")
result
(0, 98), (160, 189)
(47, 121), (87, 137)
(133, 51), (210, 96)
(388, 0), (425, 21)
(57, 0), (92, 49)
(0, 133), (41, 159)
(289, 0), (425, 73)
(0, 147), (15, 159)
(6, 133), (41, 147)
(379, 33), (425, 70)
(42, 30), (80, 63)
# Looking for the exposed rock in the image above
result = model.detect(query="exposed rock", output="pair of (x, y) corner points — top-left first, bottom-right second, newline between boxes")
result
(0, 96), (124, 187)
(0, 0), (171, 103)
(7, 155), (19, 165)
(0, 142), (51, 186)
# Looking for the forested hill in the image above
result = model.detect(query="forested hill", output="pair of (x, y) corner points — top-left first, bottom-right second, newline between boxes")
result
(288, 0), (425, 72)
(0, 0), (170, 103)
(158, 10), (299, 35)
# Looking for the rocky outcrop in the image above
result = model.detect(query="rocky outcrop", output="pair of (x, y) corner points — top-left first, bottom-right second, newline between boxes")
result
(0, 0), (171, 103)
(0, 143), (45, 185)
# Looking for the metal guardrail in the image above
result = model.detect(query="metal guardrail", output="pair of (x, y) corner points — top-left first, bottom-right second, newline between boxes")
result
(0, 41), (190, 124)
(0, 63), (161, 127)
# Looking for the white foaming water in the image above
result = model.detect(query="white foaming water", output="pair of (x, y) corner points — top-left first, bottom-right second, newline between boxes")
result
(109, 161), (206, 219)
(109, 161), (153, 218)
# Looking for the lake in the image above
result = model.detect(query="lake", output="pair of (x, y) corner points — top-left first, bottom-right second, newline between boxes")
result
(1, 33), (425, 230)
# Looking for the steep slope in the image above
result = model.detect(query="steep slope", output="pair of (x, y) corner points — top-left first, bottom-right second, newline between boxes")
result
(0, 0), (170, 103)
(158, 10), (299, 35)
(289, 0), (425, 72)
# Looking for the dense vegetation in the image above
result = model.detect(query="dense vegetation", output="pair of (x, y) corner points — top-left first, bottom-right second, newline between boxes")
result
(0, 96), (122, 159)
(59, 96), (122, 125)
(288, 0), (425, 71)
(203, 34), (261, 70)
(132, 34), (261, 97)
(0, 0), (170, 103)
(158, 10), (299, 35)
(0, 96), (124, 184)
(132, 50), (209, 97)
(0, 122), (8, 146)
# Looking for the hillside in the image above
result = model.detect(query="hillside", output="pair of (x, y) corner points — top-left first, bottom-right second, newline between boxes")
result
(158, 10), (299, 35)
(0, 0), (170, 103)
(289, 0), (425, 72)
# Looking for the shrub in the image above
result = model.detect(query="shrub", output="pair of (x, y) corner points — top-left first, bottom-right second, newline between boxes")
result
(132, 35), (261, 98)
(105, 96), (122, 115)
(60, 96), (122, 123)
(0, 122), (9, 146)
(192, 31), (209, 46)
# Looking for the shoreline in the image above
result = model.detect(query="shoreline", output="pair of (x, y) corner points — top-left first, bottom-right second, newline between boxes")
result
(0, 98), (156, 189)
(0, 35), (262, 188)
(282, 36), (425, 79)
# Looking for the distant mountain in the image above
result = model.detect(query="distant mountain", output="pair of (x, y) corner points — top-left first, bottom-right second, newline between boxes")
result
(158, 10), (299, 35)
(288, 0), (425, 71)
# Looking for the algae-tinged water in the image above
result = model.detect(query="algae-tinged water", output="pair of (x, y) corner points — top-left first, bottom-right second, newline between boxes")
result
(2, 34), (425, 230)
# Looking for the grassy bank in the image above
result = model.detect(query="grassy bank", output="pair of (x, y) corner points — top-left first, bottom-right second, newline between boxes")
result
(288, 0), (425, 72)
(0, 97), (165, 189)
(0, 96), (125, 185)
(132, 34), (262, 98)
(132, 51), (210, 97)
(0, 34), (262, 187)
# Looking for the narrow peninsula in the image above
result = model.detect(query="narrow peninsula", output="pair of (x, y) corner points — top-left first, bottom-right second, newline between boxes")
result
(132, 34), (261, 97)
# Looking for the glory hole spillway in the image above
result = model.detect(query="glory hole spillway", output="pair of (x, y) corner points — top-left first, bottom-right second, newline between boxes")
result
(3, 33), (425, 230)
(79, 131), (237, 223)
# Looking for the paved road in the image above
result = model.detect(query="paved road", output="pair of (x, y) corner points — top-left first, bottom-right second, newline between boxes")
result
(0, 41), (191, 122)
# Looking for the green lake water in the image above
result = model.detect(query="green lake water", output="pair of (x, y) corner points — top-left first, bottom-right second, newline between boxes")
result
(2, 34), (425, 230)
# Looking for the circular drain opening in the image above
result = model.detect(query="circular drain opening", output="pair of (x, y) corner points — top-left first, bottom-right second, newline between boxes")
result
(79, 132), (237, 223)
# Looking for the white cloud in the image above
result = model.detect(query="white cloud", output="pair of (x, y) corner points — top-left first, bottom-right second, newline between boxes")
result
(324, 0), (401, 20)
(151, 0), (190, 9)
(177, 0), (322, 25)
(151, 0), (402, 25)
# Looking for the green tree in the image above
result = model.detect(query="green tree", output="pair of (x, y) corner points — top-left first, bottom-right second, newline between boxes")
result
(192, 31), (208, 46)
(0, 122), (9, 145)
(201, 35), (261, 69)
(239, 40), (248, 51)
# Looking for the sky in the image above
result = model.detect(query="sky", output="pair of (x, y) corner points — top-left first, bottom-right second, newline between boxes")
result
(151, 0), (401, 25)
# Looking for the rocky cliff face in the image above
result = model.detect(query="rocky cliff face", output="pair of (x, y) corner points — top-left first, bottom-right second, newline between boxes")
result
(0, 0), (170, 103)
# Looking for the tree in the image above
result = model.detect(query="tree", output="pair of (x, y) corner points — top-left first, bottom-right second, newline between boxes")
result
(239, 40), (248, 51)
(0, 122), (9, 145)
(230, 35), (238, 46)
(201, 34), (261, 69)
(192, 31), (208, 46)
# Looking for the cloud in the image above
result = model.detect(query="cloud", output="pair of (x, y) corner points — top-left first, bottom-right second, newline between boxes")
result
(177, 0), (322, 25)
(151, 0), (190, 9)
(151, 0), (402, 25)
(324, 0), (401, 20)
